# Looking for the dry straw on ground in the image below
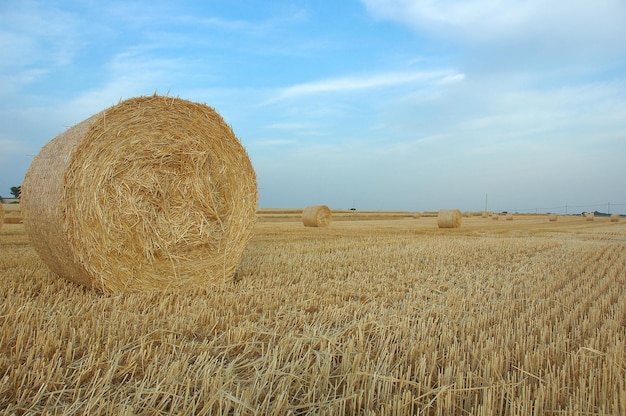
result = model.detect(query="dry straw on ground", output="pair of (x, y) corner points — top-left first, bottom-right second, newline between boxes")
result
(0, 205), (3, 230)
(302, 205), (332, 227)
(548, 214), (558, 222)
(21, 94), (257, 293)
(437, 209), (462, 228)
(611, 214), (620, 222)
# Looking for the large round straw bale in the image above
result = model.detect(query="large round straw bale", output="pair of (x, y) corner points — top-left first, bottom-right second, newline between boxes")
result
(21, 95), (257, 293)
(548, 213), (558, 222)
(302, 205), (332, 227)
(610, 213), (620, 222)
(437, 209), (462, 228)
(585, 212), (594, 221)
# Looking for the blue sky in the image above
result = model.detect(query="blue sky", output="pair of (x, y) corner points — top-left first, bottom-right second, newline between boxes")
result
(2, 0), (625, 213)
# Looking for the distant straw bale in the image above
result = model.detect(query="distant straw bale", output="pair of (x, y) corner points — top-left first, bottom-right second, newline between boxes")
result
(506, 213), (513, 221)
(4, 210), (22, 224)
(302, 205), (332, 227)
(548, 214), (558, 222)
(585, 212), (594, 221)
(437, 209), (462, 228)
(610, 214), (620, 222)
(413, 212), (421, 219)
(491, 213), (499, 220)
(21, 95), (258, 293)
(482, 212), (489, 218)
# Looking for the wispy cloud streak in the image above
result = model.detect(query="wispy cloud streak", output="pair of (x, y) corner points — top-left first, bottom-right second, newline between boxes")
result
(270, 70), (461, 101)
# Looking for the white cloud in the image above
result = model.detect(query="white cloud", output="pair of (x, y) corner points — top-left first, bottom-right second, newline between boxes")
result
(361, 0), (626, 60)
(269, 70), (458, 101)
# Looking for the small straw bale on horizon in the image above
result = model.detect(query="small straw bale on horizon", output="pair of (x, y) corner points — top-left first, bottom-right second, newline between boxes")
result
(302, 205), (332, 227)
(610, 213), (620, 222)
(3, 210), (22, 224)
(437, 209), (462, 228)
(548, 213), (558, 222)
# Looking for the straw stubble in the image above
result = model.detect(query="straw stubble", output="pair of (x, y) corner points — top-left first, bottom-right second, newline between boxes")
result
(22, 95), (257, 293)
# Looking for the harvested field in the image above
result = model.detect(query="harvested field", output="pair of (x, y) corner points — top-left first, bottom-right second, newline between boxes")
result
(1, 210), (625, 415)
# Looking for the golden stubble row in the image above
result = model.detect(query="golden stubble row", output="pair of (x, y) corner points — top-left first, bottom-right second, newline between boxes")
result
(1, 219), (625, 415)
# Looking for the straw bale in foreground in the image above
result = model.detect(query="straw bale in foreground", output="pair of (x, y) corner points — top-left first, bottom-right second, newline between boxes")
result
(21, 95), (257, 293)
(302, 205), (332, 227)
(437, 209), (462, 228)
(610, 214), (620, 222)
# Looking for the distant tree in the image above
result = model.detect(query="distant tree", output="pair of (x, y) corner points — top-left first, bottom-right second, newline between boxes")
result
(10, 186), (21, 199)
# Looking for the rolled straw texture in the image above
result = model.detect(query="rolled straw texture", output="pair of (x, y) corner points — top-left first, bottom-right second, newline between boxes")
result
(302, 205), (332, 227)
(437, 209), (462, 228)
(548, 214), (558, 222)
(22, 95), (257, 293)
(610, 214), (620, 222)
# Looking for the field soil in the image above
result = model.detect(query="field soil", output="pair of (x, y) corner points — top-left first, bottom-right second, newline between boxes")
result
(1, 208), (625, 415)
